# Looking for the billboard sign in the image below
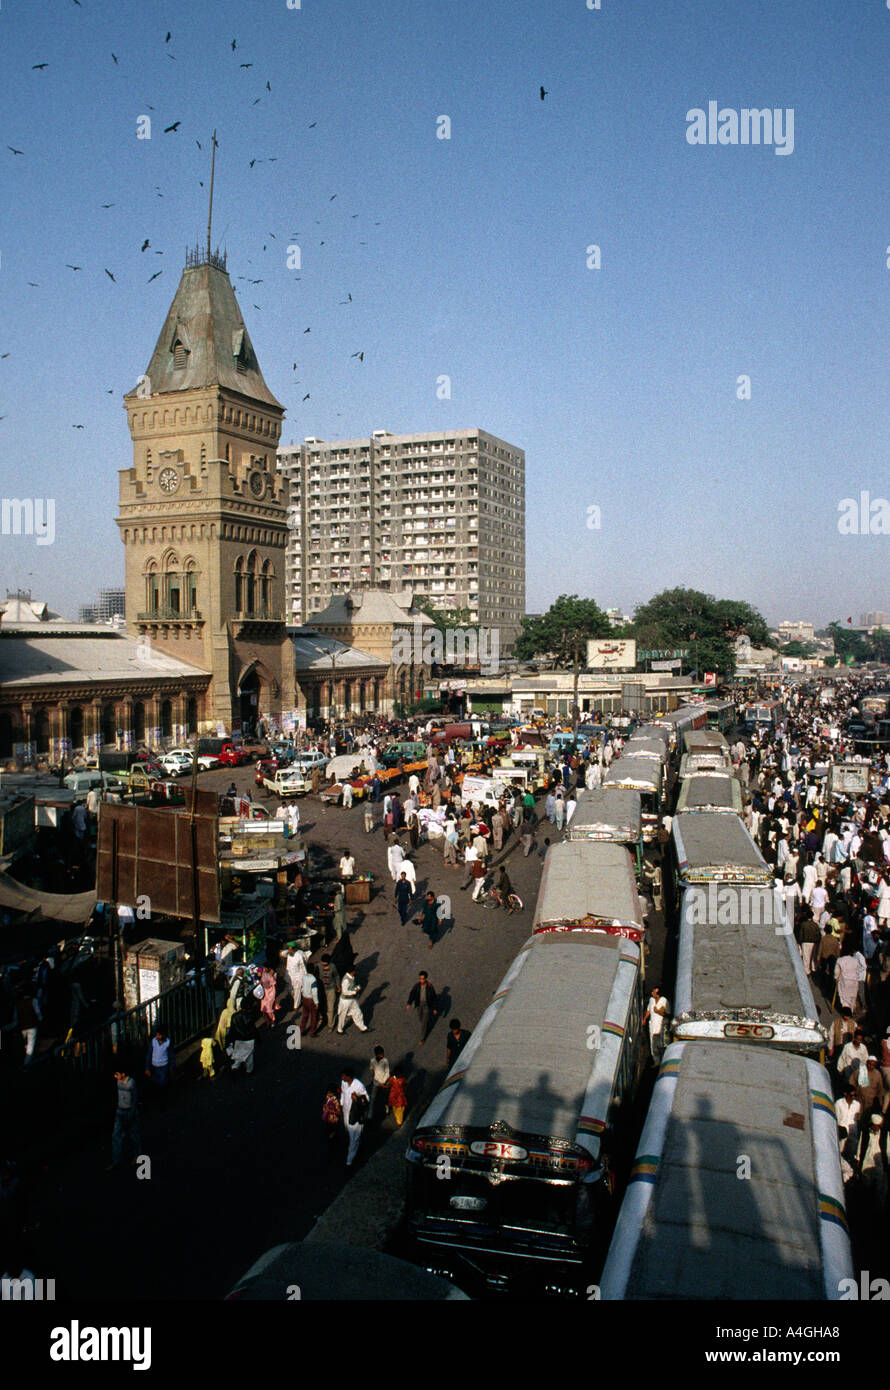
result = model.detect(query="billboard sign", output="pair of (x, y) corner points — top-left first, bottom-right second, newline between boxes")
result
(587, 638), (637, 670)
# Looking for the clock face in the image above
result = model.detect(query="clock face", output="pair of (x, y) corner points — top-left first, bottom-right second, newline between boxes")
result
(249, 470), (265, 498)
(158, 466), (180, 495)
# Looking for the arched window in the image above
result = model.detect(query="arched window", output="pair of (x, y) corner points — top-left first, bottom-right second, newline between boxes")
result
(69, 706), (84, 752)
(132, 701), (146, 743)
(234, 555), (245, 614)
(145, 562), (160, 615)
(183, 559), (198, 614)
(33, 708), (50, 754)
(260, 559), (273, 617)
(245, 549), (259, 616)
(160, 699), (173, 738)
(186, 696), (197, 734)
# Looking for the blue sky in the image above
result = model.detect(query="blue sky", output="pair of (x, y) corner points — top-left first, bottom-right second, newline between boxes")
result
(1, 0), (889, 628)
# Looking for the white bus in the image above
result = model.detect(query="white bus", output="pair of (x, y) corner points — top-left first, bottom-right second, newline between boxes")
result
(600, 1041), (853, 1300)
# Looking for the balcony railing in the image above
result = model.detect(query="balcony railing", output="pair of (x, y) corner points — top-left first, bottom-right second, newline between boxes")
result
(137, 607), (203, 622)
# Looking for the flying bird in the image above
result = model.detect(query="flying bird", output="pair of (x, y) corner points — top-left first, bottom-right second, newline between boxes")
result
(248, 278), (263, 284)
(106, 389), (114, 393)
(329, 194), (337, 200)
(308, 122), (316, 128)
(0, 353), (9, 359)
(141, 239), (150, 252)
(266, 81), (271, 92)
(231, 39), (237, 50)
(195, 139), (202, 149)
(252, 99), (261, 106)
(32, 63), (49, 70)
(339, 293), (352, 304)
(112, 53), (118, 64)
(7, 147), (24, 156)
(104, 268), (116, 281)
(72, 424), (85, 429)
(27, 282), (39, 287)
(100, 203), (114, 208)
(302, 393), (310, 401)
(303, 327), (310, 333)
(540, 86), (548, 100)
(148, 270), (163, 282)
(65, 264), (82, 271)
(249, 159), (262, 168)
(164, 121), (181, 133)
(165, 31), (171, 42)
(350, 351), (364, 361)
(240, 63), (253, 68)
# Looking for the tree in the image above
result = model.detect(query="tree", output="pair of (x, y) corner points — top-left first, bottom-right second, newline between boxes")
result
(780, 640), (816, 659)
(413, 595), (474, 634)
(514, 595), (611, 729)
(629, 587), (771, 678)
(827, 621), (869, 665)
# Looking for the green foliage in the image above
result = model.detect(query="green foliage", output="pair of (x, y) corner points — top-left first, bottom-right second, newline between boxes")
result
(827, 621), (870, 665)
(780, 640), (816, 659)
(514, 594), (611, 665)
(413, 595), (474, 633)
(629, 587), (771, 677)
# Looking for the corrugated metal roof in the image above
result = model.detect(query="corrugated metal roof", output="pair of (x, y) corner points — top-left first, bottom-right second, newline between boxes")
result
(291, 631), (387, 672)
(0, 633), (209, 687)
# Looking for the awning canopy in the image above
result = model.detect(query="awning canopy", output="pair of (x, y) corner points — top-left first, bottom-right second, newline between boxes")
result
(0, 871), (96, 926)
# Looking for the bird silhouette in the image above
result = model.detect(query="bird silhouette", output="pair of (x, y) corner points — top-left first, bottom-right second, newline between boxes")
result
(148, 270), (163, 282)
(292, 363), (298, 370)
(100, 203), (114, 208)
(27, 282), (39, 287)
(141, 239), (150, 252)
(0, 353), (9, 359)
(231, 39), (237, 50)
(165, 31), (171, 42)
(350, 352), (364, 361)
(252, 98), (261, 105)
(32, 63), (49, 70)
(540, 86), (548, 100)
(65, 264), (82, 271)
(104, 268), (116, 281)
(240, 63), (253, 68)
(249, 159), (262, 168)
(330, 194), (337, 200)
(339, 293), (352, 304)
(266, 81), (271, 92)
(106, 389), (114, 393)
(253, 304), (261, 310)
(248, 278), (263, 284)
(112, 53), (118, 64)
(308, 122), (316, 129)
(72, 424), (85, 429)
(196, 139), (202, 149)
(7, 147), (24, 156)
(302, 393), (310, 401)
(304, 327), (310, 333)
(164, 122), (181, 133)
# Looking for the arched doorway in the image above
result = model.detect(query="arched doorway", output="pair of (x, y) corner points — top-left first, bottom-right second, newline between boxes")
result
(0, 711), (13, 758)
(186, 696), (197, 735)
(33, 707), (50, 754)
(238, 668), (261, 736)
(132, 701), (146, 743)
(69, 706), (84, 752)
(160, 699), (173, 739)
(102, 703), (117, 747)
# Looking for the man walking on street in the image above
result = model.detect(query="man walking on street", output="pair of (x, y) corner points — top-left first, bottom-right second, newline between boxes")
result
(337, 969), (368, 1034)
(108, 1069), (141, 1170)
(369, 1045), (391, 1121)
(340, 1067), (370, 1167)
(395, 871), (414, 925)
(445, 1018), (471, 1070)
(406, 970), (438, 1045)
(641, 987), (669, 1066)
(414, 889), (441, 947)
(319, 954), (340, 1033)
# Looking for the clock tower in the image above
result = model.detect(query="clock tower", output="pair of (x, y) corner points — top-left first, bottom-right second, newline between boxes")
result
(117, 244), (295, 733)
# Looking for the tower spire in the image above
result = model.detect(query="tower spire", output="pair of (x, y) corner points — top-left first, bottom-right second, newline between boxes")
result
(206, 129), (218, 261)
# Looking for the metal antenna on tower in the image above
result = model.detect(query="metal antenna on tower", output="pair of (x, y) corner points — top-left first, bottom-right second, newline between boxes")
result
(206, 130), (218, 260)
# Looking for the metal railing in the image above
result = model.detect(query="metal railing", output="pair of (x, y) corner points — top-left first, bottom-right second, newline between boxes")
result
(51, 973), (219, 1076)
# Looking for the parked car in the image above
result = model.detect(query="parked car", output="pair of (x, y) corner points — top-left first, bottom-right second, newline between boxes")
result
(159, 752), (193, 777)
(256, 757), (280, 786)
(264, 768), (309, 798)
(218, 744), (252, 767)
(168, 746), (221, 771)
(63, 770), (124, 795)
(293, 751), (327, 772)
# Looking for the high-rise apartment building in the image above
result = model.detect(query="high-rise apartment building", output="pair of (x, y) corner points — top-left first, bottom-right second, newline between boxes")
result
(277, 428), (525, 644)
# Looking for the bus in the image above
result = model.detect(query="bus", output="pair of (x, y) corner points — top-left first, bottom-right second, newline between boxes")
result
(672, 811), (772, 889)
(674, 774), (743, 816)
(703, 698), (737, 733)
(672, 884), (827, 1055)
(406, 932), (645, 1295)
(650, 705), (708, 751)
(567, 789), (643, 875)
(744, 699), (785, 729)
(617, 737), (669, 768)
(533, 841), (646, 944)
(602, 756), (664, 843)
(599, 1042), (853, 1300)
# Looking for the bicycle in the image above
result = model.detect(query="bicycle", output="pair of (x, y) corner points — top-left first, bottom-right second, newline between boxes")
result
(476, 886), (523, 913)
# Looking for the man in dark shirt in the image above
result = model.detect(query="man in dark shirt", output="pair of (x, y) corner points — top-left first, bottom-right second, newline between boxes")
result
(414, 890), (440, 949)
(445, 1018), (471, 1070)
(406, 971), (438, 1045)
(395, 871), (414, 925)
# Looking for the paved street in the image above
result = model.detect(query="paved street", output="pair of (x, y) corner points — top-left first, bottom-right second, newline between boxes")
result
(26, 770), (571, 1299)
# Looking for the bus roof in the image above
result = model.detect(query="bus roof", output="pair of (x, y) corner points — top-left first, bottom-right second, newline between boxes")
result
(603, 755), (663, 792)
(601, 1043), (852, 1300)
(675, 775), (743, 814)
(415, 933), (640, 1159)
(674, 886), (825, 1049)
(618, 739), (668, 762)
(673, 811), (771, 883)
(534, 841), (644, 934)
(568, 788), (643, 843)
